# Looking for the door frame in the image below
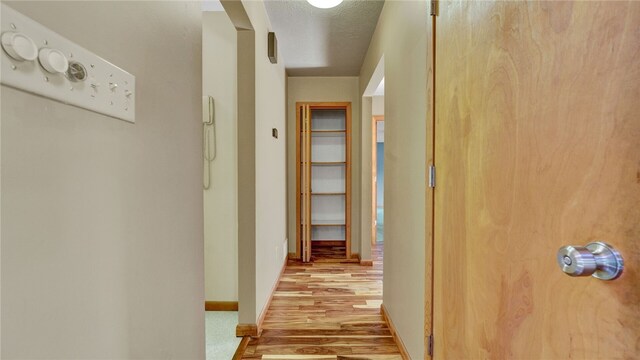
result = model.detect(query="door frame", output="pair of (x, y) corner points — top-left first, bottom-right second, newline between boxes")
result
(295, 102), (352, 261)
(371, 115), (384, 245)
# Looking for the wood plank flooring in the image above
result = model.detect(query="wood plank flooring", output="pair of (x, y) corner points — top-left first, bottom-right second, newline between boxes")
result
(310, 245), (347, 262)
(241, 244), (402, 359)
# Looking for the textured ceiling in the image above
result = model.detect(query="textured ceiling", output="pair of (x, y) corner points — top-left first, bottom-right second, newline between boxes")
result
(264, 0), (384, 76)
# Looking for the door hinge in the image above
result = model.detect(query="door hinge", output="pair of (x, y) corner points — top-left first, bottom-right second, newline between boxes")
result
(430, 0), (437, 16)
(427, 334), (434, 356)
(428, 164), (436, 188)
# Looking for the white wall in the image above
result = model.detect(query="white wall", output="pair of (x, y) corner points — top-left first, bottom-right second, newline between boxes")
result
(224, 0), (288, 324)
(1, 1), (204, 359)
(203, 11), (238, 302)
(360, 1), (429, 358)
(372, 95), (385, 116)
(360, 95), (373, 261)
(286, 77), (362, 257)
(242, 0), (288, 320)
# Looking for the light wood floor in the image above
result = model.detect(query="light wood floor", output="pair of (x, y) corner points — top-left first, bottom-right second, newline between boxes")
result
(310, 245), (347, 262)
(241, 244), (402, 359)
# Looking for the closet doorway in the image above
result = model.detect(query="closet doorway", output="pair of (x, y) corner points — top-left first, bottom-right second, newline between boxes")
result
(296, 102), (353, 262)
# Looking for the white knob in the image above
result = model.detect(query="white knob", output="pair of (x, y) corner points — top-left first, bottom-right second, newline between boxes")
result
(38, 48), (68, 74)
(1, 31), (38, 61)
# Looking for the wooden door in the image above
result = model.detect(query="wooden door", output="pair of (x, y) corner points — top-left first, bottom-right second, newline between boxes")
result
(433, 1), (640, 358)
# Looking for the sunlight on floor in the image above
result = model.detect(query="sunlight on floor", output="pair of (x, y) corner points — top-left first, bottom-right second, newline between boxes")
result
(205, 311), (240, 360)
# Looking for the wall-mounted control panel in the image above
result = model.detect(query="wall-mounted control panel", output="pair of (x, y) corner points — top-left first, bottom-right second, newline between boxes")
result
(0, 4), (135, 123)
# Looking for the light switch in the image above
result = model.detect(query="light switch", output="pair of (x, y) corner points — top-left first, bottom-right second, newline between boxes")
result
(0, 4), (136, 122)
(38, 48), (68, 73)
(1, 31), (38, 61)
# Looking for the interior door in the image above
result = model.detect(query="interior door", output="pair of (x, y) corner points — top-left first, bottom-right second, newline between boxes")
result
(434, 1), (640, 358)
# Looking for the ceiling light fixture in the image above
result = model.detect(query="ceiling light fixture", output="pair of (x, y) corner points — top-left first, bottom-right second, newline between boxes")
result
(307, 0), (343, 9)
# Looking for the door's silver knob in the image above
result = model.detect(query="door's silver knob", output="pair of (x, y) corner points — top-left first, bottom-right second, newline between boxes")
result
(557, 242), (624, 280)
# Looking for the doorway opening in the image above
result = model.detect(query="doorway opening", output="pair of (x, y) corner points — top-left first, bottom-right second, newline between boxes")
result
(363, 56), (385, 265)
(296, 102), (354, 263)
(202, 7), (241, 360)
(372, 114), (384, 244)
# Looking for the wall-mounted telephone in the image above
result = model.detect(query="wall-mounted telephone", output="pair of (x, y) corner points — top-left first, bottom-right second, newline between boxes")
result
(203, 96), (216, 190)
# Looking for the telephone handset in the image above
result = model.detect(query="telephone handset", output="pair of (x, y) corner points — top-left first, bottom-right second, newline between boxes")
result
(203, 96), (216, 190)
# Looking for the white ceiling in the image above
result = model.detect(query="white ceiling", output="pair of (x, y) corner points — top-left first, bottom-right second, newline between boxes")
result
(202, 0), (224, 12)
(264, 0), (385, 76)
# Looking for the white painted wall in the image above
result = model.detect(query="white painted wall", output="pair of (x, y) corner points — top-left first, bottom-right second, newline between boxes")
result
(241, 0), (288, 320)
(203, 11), (238, 302)
(372, 95), (385, 116)
(1, 1), (204, 358)
(360, 1), (429, 358)
(286, 77), (362, 257)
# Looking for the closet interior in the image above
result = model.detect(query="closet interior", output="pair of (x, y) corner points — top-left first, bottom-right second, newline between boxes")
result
(297, 102), (353, 262)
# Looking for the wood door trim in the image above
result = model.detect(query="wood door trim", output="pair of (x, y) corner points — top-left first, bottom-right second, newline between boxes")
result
(345, 103), (352, 260)
(204, 301), (238, 311)
(372, 115), (384, 245)
(305, 105), (312, 261)
(295, 103), (302, 259)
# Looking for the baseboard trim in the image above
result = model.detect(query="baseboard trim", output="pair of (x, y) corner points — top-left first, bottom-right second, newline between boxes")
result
(205, 301), (238, 311)
(232, 336), (250, 360)
(381, 303), (410, 360)
(235, 253), (288, 338)
(360, 259), (373, 266)
(256, 253), (288, 333)
(235, 324), (258, 337)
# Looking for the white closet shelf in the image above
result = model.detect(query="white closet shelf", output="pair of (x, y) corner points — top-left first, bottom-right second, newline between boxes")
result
(302, 221), (346, 226)
(311, 130), (346, 138)
(301, 192), (346, 195)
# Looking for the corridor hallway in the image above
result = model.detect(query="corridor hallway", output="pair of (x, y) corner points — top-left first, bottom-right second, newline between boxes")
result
(239, 244), (402, 359)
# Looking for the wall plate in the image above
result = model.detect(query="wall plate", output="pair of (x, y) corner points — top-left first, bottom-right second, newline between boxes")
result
(0, 4), (135, 123)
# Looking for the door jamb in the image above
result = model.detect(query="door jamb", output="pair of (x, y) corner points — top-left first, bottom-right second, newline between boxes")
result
(372, 115), (384, 245)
